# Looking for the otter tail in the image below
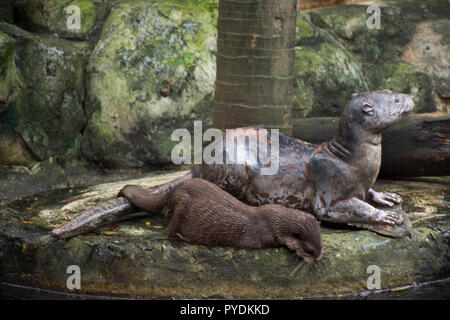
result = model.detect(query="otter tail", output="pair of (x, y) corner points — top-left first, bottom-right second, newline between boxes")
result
(51, 172), (192, 239)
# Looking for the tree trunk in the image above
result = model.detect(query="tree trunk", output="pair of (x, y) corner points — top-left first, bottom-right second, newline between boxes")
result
(213, 0), (297, 135)
(293, 113), (450, 177)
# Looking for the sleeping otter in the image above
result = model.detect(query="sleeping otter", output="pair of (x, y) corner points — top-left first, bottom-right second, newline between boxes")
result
(53, 178), (323, 262)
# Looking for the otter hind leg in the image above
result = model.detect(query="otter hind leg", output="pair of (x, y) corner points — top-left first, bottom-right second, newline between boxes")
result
(167, 192), (192, 242)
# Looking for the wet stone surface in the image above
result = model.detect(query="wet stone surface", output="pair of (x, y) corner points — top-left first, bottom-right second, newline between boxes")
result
(0, 171), (449, 298)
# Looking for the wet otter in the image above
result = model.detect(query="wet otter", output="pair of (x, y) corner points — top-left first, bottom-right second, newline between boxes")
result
(53, 178), (323, 262)
(53, 90), (414, 236)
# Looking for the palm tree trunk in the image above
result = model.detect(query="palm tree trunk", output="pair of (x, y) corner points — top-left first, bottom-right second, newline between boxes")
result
(213, 0), (297, 135)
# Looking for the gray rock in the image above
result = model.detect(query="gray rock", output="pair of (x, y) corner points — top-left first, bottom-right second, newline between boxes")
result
(401, 19), (450, 111)
(0, 22), (88, 161)
(12, 0), (110, 41)
(0, 0), (13, 23)
(293, 14), (368, 118)
(0, 30), (18, 113)
(306, 1), (450, 113)
(366, 60), (436, 113)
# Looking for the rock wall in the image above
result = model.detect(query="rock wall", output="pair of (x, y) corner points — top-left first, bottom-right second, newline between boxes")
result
(0, 0), (448, 171)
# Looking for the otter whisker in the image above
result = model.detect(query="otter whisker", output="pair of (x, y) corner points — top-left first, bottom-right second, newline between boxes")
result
(289, 260), (307, 277)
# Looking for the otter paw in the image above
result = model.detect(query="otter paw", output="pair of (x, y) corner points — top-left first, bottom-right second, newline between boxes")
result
(117, 184), (135, 198)
(373, 209), (404, 226)
(369, 191), (402, 207)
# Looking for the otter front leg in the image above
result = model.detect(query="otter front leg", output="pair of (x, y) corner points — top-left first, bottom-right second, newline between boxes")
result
(367, 188), (402, 208)
(317, 197), (404, 226)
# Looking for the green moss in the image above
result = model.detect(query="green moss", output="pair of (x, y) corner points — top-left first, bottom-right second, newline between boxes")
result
(73, 0), (97, 34)
(0, 22), (87, 161)
(82, 0), (216, 166)
(293, 18), (368, 118)
(307, 4), (413, 66)
(0, 30), (19, 112)
(0, 175), (449, 298)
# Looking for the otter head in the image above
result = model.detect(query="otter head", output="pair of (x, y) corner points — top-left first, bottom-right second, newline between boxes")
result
(274, 209), (323, 263)
(340, 90), (414, 135)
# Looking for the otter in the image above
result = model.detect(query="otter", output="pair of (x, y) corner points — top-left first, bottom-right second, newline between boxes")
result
(52, 90), (414, 237)
(53, 178), (323, 263)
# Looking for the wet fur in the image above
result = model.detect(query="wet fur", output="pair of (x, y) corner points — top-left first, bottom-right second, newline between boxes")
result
(119, 178), (323, 262)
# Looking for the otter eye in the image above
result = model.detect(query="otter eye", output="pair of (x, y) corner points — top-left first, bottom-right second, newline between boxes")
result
(362, 104), (374, 116)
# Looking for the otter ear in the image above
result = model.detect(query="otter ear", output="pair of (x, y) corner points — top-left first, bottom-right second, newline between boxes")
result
(362, 104), (374, 116)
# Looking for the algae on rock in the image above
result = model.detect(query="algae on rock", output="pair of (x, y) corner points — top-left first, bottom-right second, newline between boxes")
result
(0, 30), (19, 113)
(367, 60), (436, 113)
(305, 1), (450, 113)
(13, 0), (109, 40)
(293, 15), (368, 118)
(0, 172), (448, 298)
(0, 22), (88, 162)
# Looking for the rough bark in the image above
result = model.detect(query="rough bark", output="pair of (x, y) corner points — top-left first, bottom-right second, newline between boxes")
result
(293, 113), (450, 177)
(213, 0), (297, 135)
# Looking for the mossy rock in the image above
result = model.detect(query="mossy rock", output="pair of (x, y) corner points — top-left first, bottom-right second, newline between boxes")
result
(0, 127), (37, 167)
(81, 0), (217, 167)
(0, 0), (13, 23)
(401, 18), (450, 110)
(293, 15), (368, 118)
(0, 22), (88, 162)
(306, 0), (450, 66)
(367, 60), (436, 113)
(13, 0), (109, 41)
(0, 171), (448, 298)
(305, 0), (448, 112)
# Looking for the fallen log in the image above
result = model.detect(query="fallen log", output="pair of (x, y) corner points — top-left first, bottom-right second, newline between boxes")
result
(293, 113), (450, 177)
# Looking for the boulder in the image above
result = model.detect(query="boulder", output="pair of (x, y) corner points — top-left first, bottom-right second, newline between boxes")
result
(0, 0), (13, 23)
(293, 14), (368, 118)
(367, 60), (436, 113)
(81, 0), (217, 167)
(401, 19), (450, 112)
(12, 0), (109, 41)
(0, 30), (18, 113)
(0, 171), (448, 298)
(0, 22), (88, 162)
